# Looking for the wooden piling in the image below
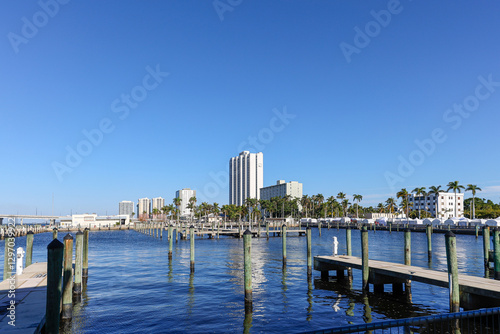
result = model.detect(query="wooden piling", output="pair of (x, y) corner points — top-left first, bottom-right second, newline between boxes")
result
(389, 222), (392, 234)
(62, 234), (74, 320)
(25, 231), (34, 268)
(318, 222), (322, 236)
(74, 231), (83, 297)
(83, 228), (89, 280)
(53, 228), (58, 240)
(346, 227), (352, 256)
(190, 225), (195, 273)
(46, 239), (64, 334)
(160, 223), (163, 239)
(361, 225), (369, 291)
(243, 229), (252, 312)
(404, 229), (411, 266)
(3, 236), (13, 280)
(266, 222), (269, 240)
(306, 227), (312, 276)
(475, 225), (479, 239)
(168, 225), (173, 260)
(426, 224), (432, 261)
(483, 226), (490, 269)
(494, 229), (500, 280)
(445, 231), (460, 312)
(282, 224), (287, 268)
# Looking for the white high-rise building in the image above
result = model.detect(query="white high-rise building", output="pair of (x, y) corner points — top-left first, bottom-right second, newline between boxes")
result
(119, 201), (134, 218)
(176, 188), (196, 216)
(229, 151), (263, 206)
(152, 197), (165, 211)
(137, 198), (151, 217)
(409, 192), (464, 218)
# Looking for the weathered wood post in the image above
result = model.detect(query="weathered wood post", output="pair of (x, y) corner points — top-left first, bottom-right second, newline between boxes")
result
(404, 229), (411, 266)
(361, 225), (369, 291)
(389, 222), (392, 233)
(53, 228), (58, 239)
(62, 234), (74, 320)
(168, 225), (173, 260)
(282, 224), (287, 268)
(494, 228), (500, 280)
(190, 225), (195, 273)
(3, 236), (13, 280)
(83, 228), (89, 281)
(426, 224), (432, 261)
(475, 225), (479, 239)
(266, 221), (269, 240)
(160, 223), (163, 239)
(483, 226), (490, 270)
(306, 227), (312, 276)
(404, 228), (412, 300)
(346, 227), (352, 256)
(318, 221), (322, 236)
(445, 231), (460, 312)
(46, 239), (64, 334)
(25, 231), (34, 268)
(243, 229), (252, 312)
(74, 231), (83, 298)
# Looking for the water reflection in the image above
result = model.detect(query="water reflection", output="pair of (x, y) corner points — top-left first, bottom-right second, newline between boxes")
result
(282, 267), (288, 313)
(307, 277), (313, 321)
(243, 310), (253, 334)
(188, 273), (195, 317)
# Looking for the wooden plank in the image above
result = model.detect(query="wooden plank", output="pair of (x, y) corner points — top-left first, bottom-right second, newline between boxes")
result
(314, 255), (500, 299)
(0, 262), (47, 334)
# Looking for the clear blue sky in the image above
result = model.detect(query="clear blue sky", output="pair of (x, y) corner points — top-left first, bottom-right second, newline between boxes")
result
(2, 0), (500, 216)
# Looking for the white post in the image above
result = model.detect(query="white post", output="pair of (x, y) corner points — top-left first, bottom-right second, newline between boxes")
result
(333, 236), (339, 256)
(16, 247), (25, 275)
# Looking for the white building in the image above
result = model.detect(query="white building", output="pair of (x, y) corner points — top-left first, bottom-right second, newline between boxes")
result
(229, 151), (263, 206)
(260, 180), (303, 203)
(176, 188), (196, 216)
(409, 192), (464, 218)
(151, 197), (165, 211)
(59, 214), (130, 228)
(137, 198), (151, 218)
(119, 200), (134, 218)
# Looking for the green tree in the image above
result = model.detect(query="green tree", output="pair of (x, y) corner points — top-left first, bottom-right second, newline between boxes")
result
(173, 197), (182, 225)
(187, 196), (197, 223)
(411, 187), (426, 219)
(396, 188), (409, 220)
(353, 194), (362, 218)
(465, 184), (482, 219)
(447, 181), (465, 218)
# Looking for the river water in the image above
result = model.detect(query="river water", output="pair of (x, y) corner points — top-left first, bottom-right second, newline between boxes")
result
(0, 227), (489, 333)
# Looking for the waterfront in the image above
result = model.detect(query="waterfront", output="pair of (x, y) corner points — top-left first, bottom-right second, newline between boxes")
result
(0, 227), (489, 333)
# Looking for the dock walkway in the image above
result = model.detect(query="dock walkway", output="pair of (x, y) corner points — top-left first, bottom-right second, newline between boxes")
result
(315, 255), (500, 309)
(0, 262), (47, 334)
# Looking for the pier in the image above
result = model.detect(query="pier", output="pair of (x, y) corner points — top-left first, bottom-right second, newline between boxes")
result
(0, 262), (47, 334)
(314, 254), (500, 310)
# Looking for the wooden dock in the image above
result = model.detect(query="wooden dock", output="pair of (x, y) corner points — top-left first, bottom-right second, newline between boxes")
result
(314, 255), (500, 310)
(0, 262), (47, 334)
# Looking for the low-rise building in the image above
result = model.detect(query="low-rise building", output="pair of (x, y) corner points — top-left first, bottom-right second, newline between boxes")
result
(59, 214), (130, 228)
(409, 192), (464, 218)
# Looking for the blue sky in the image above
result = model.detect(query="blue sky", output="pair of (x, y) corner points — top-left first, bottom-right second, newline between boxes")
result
(1, 0), (500, 216)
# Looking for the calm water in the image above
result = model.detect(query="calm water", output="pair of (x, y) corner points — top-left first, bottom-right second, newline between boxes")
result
(0, 227), (489, 333)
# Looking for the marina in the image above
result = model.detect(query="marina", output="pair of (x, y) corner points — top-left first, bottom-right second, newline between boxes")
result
(1, 224), (500, 333)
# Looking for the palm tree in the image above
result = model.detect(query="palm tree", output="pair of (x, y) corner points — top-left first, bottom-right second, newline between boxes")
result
(412, 187), (426, 219)
(396, 188), (409, 221)
(466, 184), (482, 219)
(187, 196), (197, 223)
(376, 203), (384, 213)
(173, 197), (182, 225)
(385, 198), (396, 214)
(353, 194), (362, 218)
(428, 185), (441, 217)
(337, 192), (346, 216)
(447, 181), (465, 218)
